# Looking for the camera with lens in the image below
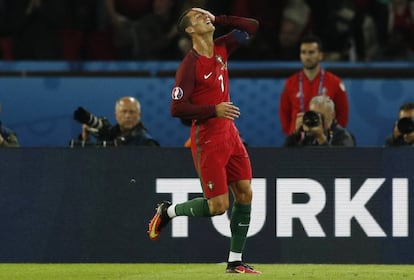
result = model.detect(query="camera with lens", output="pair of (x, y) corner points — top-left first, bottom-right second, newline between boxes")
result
(397, 117), (414, 134)
(73, 107), (112, 138)
(302, 110), (324, 128)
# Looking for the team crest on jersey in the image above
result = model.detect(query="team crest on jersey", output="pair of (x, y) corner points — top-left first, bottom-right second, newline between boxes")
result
(216, 55), (227, 70)
(171, 87), (183, 100)
(207, 181), (214, 191)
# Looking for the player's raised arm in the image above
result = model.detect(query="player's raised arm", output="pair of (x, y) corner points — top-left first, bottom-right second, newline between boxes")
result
(192, 7), (259, 36)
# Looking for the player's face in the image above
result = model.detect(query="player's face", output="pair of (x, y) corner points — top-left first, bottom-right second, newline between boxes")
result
(115, 100), (140, 130)
(187, 10), (215, 35)
(300, 43), (322, 70)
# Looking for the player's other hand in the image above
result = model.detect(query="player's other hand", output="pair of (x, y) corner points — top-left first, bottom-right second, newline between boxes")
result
(215, 102), (240, 120)
(192, 7), (215, 22)
(295, 112), (304, 132)
(403, 131), (414, 144)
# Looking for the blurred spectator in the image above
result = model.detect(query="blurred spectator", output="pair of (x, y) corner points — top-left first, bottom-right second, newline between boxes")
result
(388, 0), (414, 34)
(306, 0), (356, 61)
(229, 0), (287, 60)
(272, 0), (311, 60)
(0, 103), (19, 147)
(60, 0), (116, 61)
(8, 0), (64, 60)
(104, 0), (152, 60)
(105, 0), (152, 26)
(204, 1), (231, 15)
(385, 102), (414, 146)
(352, 0), (389, 61)
(379, 0), (414, 60)
(0, 0), (13, 60)
(0, 0), (5, 35)
(177, 0), (207, 12)
(1, 0), (413, 61)
(106, 0), (180, 60)
(378, 29), (414, 60)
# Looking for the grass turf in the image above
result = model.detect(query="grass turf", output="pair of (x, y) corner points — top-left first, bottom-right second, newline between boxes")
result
(1, 263), (414, 280)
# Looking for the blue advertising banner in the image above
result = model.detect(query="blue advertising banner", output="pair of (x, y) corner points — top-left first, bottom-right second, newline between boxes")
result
(0, 62), (413, 147)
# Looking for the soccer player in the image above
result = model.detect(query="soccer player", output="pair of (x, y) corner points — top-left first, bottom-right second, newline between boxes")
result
(148, 7), (260, 274)
(279, 35), (349, 136)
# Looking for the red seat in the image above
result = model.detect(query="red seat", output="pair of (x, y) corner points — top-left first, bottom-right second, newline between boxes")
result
(0, 37), (13, 60)
(85, 31), (118, 61)
(59, 29), (84, 61)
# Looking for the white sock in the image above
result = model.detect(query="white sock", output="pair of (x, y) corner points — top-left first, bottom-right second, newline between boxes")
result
(167, 204), (177, 218)
(228, 251), (242, 263)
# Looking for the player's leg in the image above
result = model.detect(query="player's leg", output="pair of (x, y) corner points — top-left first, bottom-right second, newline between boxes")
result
(227, 139), (253, 258)
(226, 179), (260, 274)
(228, 179), (252, 261)
(148, 196), (214, 241)
(172, 153), (230, 216)
(148, 139), (230, 240)
(173, 139), (231, 216)
(225, 137), (261, 274)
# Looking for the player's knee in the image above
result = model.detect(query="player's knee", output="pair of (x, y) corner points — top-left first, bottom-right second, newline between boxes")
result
(208, 200), (229, 216)
(235, 188), (253, 204)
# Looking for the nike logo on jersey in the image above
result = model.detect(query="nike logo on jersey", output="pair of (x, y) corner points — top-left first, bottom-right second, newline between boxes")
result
(204, 72), (213, 79)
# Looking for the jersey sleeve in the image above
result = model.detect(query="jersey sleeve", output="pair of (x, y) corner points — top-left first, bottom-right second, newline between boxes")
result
(170, 54), (216, 120)
(279, 80), (294, 135)
(333, 80), (349, 128)
(214, 15), (259, 55)
(214, 15), (259, 36)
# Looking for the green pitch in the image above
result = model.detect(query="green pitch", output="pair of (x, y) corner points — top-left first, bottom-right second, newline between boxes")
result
(1, 263), (414, 280)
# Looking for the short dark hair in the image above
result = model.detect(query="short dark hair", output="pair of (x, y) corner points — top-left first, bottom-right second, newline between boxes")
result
(177, 9), (193, 35)
(300, 35), (323, 52)
(400, 102), (414, 111)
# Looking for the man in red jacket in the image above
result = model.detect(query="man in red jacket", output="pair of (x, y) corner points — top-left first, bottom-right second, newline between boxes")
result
(279, 35), (349, 136)
(148, 7), (261, 274)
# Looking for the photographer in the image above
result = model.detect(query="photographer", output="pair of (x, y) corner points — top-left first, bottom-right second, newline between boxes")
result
(74, 96), (159, 147)
(0, 122), (19, 147)
(0, 104), (19, 148)
(284, 95), (355, 147)
(385, 102), (414, 147)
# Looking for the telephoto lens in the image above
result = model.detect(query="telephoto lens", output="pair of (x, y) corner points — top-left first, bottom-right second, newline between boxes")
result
(397, 117), (414, 134)
(73, 107), (104, 130)
(302, 110), (321, 127)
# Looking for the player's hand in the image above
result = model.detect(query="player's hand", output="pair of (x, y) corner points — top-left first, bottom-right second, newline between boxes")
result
(215, 102), (240, 120)
(308, 125), (327, 144)
(295, 112), (304, 132)
(192, 7), (215, 22)
(392, 121), (401, 139)
(403, 131), (414, 144)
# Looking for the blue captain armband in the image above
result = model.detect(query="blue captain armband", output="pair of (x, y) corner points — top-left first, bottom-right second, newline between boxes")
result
(231, 29), (251, 45)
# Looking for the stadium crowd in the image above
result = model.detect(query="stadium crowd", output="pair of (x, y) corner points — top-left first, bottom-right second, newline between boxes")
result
(0, 0), (413, 62)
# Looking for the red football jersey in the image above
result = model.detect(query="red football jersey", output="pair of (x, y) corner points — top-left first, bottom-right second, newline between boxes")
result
(171, 15), (258, 145)
(279, 69), (349, 135)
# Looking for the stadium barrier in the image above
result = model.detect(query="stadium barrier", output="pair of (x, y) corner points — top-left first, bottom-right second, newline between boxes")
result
(0, 61), (414, 147)
(1, 147), (413, 263)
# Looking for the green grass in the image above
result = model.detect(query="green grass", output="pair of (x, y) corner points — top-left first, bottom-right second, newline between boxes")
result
(0, 263), (414, 280)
